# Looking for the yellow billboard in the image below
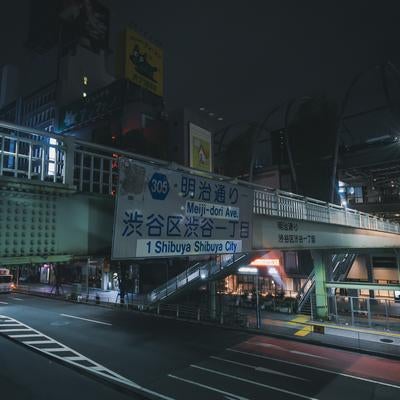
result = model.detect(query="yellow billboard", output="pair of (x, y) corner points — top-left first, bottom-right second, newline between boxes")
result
(189, 123), (212, 172)
(123, 28), (163, 97)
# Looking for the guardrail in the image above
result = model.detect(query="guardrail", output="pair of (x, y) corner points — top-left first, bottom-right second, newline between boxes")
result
(253, 189), (400, 233)
(1, 120), (399, 234)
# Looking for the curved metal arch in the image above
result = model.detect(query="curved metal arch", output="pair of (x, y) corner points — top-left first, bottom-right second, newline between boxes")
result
(330, 64), (382, 203)
(248, 103), (284, 182)
(283, 96), (313, 193)
(213, 120), (255, 156)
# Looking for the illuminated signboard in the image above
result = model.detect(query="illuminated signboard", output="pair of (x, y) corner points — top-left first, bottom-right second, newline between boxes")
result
(251, 258), (280, 266)
(112, 158), (253, 259)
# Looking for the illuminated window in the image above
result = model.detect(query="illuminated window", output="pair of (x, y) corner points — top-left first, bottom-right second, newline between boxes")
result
(83, 76), (88, 85)
(48, 138), (57, 176)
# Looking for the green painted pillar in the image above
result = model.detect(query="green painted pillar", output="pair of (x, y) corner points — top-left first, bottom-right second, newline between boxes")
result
(311, 251), (328, 319)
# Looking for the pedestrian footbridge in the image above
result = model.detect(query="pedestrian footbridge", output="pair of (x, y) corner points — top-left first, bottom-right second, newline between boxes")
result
(1, 120), (400, 317)
(1, 120), (399, 265)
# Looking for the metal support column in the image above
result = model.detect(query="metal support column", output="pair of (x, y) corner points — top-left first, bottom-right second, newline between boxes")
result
(209, 281), (217, 320)
(256, 274), (261, 329)
(395, 249), (400, 283)
(63, 136), (76, 186)
(366, 254), (374, 298)
(311, 251), (328, 319)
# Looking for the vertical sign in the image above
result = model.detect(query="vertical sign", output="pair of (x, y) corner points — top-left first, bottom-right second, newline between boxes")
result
(123, 28), (163, 97)
(112, 158), (253, 259)
(189, 123), (212, 172)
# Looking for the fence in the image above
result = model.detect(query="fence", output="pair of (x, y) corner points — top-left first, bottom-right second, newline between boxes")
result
(329, 295), (400, 331)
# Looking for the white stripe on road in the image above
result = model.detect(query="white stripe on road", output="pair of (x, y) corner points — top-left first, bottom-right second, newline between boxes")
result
(0, 328), (32, 332)
(168, 374), (249, 400)
(0, 301), (8, 304)
(23, 340), (57, 345)
(60, 314), (112, 326)
(190, 364), (318, 400)
(9, 297), (23, 301)
(248, 341), (285, 350)
(290, 350), (328, 360)
(228, 348), (400, 390)
(210, 356), (308, 381)
(8, 333), (43, 338)
(65, 356), (86, 361)
(44, 347), (75, 352)
(247, 341), (328, 360)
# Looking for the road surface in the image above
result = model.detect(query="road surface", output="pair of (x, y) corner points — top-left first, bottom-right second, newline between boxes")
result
(1, 292), (399, 400)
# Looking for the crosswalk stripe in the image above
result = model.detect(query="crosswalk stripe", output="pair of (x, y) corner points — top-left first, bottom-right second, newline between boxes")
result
(9, 334), (43, 338)
(23, 340), (58, 345)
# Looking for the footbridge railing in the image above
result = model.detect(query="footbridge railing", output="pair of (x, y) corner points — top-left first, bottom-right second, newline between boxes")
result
(1, 120), (399, 235)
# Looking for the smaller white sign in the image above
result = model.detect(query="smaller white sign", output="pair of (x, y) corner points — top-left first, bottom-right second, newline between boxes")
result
(136, 239), (242, 257)
(185, 200), (239, 221)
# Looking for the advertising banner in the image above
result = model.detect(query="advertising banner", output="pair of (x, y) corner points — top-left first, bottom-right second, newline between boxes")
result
(123, 28), (163, 97)
(112, 158), (253, 259)
(189, 123), (212, 172)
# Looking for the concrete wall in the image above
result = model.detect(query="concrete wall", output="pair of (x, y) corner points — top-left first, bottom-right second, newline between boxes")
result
(0, 178), (114, 264)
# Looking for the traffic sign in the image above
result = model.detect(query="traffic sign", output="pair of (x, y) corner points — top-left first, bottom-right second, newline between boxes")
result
(148, 172), (169, 200)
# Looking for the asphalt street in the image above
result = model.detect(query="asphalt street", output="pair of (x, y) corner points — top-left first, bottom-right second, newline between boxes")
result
(1, 292), (400, 400)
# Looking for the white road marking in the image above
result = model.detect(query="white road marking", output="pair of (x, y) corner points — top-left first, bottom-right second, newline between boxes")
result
(228, 349), (400, 390)
(248, 341), (284, 350)
(190, 365), (318, 400)
(9, 297), (23, 301)
(8, 333), (43, 338)
(0, 315), (173, 400)
(210, 356), (308, 381)
(0, 301), (8, 304)
(23, 340), (58, 345)
(168, 374), (249, 400)
(43, 347), (74, 352)
(290, 350), (328, 359)
(248, 341), (328, 360)
(0, 323), (22, 327)
(60, 314), (112, 326)
(65, 356), (86, 361)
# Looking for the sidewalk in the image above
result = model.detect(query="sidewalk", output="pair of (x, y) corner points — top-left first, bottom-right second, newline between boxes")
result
(16, 283), (120, 303)
(245, 310), (400, 358)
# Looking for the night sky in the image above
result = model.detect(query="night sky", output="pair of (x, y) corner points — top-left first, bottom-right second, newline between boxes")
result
(1, 0), (400, 130)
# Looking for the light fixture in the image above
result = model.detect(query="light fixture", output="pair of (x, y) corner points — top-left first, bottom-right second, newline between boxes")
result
(238, 266), (258, 274)
(268, 267), (278, 275)
(82, 92), (87, 98)
(251, 258), (280, 266)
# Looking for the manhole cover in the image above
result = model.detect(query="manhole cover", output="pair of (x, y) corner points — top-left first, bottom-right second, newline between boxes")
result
(379, 338), (394, 343)
(50, 321), (70, 327)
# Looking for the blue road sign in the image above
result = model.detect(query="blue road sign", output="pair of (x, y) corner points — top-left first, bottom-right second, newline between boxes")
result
(148, 172), (170, 200)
